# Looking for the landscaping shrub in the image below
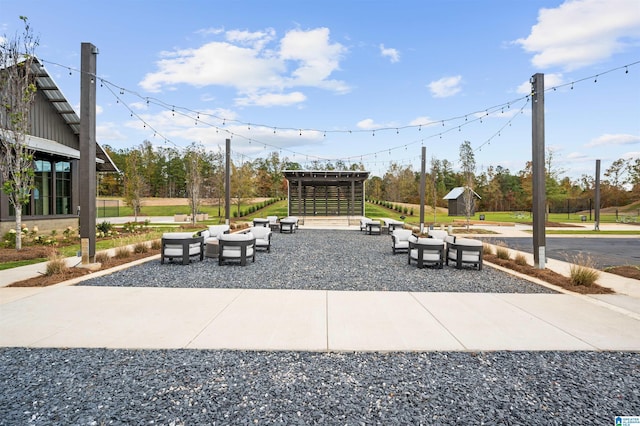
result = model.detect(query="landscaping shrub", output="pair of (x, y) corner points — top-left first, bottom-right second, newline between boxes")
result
(133, 242), (148, 254)
(114, 246), (131, 259)
(150, 239), (162, 250)
(514, 253), (528, 266)
(496, 245), (510, 260)
(570, 253), (600, 286)
(96, 221), (113, 234)
(482, 243), (493, 256)
(45, 252), (68, 276)
(95, 252), (111, 265)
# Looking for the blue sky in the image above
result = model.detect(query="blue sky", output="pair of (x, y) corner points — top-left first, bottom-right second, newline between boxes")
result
(1, 0), (639, 179)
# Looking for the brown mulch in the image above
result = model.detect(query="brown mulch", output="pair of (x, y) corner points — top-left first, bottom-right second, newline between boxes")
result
(1, 246), (58, 262)
(484, 254), (614, 295)
(605, 265), (640, 280)
(7, 249), (160, 288)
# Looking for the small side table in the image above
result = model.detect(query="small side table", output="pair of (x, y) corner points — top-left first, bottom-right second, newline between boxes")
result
(205, 241), (219, 258)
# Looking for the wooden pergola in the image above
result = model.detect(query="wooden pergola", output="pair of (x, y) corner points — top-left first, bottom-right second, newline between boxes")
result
(283, 170), (370, 217)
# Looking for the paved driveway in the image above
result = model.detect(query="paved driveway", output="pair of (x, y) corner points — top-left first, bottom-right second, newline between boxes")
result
(482, 237), (640, 268)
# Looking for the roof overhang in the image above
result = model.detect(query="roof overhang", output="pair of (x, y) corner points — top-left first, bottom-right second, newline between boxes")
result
(24, 135), (122, 173)
(283, 170), (370, 185)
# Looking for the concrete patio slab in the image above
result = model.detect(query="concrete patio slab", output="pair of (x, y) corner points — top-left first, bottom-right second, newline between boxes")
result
(412, 293), (596, 351)
(187, 289), (327, 351)
(498, 293), (640, 351)
(327, 291), (464, 351)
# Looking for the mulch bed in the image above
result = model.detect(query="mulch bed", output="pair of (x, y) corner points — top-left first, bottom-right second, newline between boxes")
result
(7, 249), (160, 288)
(484, 254), (614, 295)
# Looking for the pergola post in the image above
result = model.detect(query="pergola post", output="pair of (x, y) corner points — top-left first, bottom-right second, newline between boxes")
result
(79, 43), (98, 264)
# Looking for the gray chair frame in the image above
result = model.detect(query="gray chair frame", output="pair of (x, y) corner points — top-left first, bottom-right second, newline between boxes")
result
(446, 242), (483, 270)
(161, 236), (204, 265)
(408, 239), (445, 269)
(218, 237), (256, 266)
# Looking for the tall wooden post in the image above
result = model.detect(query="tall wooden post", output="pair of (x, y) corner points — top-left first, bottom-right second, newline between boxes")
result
(79, 43), (98, 264)
(225, 138), (231, 225)
(594, 159), (601, 231)
(419, 146), (426, 233)
(531, 73), (546, 269)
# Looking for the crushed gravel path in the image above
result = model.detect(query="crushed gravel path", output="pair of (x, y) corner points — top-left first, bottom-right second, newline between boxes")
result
(80, 229), (555, 293)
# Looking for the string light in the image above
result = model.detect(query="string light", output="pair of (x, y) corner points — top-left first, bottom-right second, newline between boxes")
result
(35, 57), (639, 169)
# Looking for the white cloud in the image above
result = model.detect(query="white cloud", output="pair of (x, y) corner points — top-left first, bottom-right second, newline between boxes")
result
(515, 0), (640, 71)
(195, 27), (224, 37)
(428, 75), (462, 98)
(140, 26), (349, 103)
(97, 122), (126, 141)
(380, 44), (400, 63)
(586, 133), (640, 147)
(356, 118), (398, 130)
(235, 91), (306, 107)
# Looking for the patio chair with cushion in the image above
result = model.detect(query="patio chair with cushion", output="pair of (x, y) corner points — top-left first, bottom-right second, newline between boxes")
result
(428, 229), (448, 241)
(391, 229), (413, 254)
(408, 235), (445, 269)
(280, 216), (298, 233)
(267, 215), (279, 230)
(161, 232), (204, 265)
(446, 237), (483, 270)
(248, 226), (272, 252)
(218, 232), (256, 266)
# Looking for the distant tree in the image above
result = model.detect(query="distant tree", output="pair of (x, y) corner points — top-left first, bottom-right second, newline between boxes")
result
(123, 149), (145, 221)
(604, 158), (629, 203)
(430, 156), (439, 222)
(231, 161), (255, 216)
(0, 17), (39, 250)
(459, 140), (476, 229)
(184, 143), (204, 224)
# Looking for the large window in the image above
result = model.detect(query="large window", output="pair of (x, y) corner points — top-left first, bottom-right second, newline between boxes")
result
(34, 160), (52, 215)
(9, 158), (73, 217)
(55, 161), (71, 214)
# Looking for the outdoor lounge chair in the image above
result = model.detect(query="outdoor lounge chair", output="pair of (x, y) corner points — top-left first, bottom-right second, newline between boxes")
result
(280, 217), (298, 233)
(248, 226), (272, 252)
(446, 237), (483, 270)
(428, 229), (448, 241)
(408, 235), (445, 268)
(267, 215), (279, 230)
(391, 229), (413, 254)
(218, 232), (256, 266)
(161, 232), (204, 265)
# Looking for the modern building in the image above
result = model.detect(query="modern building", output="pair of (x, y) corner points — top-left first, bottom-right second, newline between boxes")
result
(0, 59), (118, 235)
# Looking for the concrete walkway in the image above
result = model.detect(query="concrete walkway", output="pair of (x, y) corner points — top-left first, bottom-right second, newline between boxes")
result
(1, 221), (639, 352)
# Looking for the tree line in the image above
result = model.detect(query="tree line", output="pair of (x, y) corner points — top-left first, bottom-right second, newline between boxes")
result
(101, 141), (640, 215)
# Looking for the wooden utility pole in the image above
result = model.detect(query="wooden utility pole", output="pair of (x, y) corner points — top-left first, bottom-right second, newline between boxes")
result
(79, 43), (98, 264)
(531, 73), (546, 269)
(594, 159), (601, 231)
(225, 138), (231, 225)
(419, 146), (426, 233)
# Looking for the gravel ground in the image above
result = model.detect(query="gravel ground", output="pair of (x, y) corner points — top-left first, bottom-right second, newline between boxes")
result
(80, 229), (555, 293)
(1, 348), (638, 425)
(4, 229), (638, 424)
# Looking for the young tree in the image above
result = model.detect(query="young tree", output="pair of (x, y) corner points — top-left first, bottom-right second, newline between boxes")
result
(123, 148), (145, 222)
(0, 17), (39, 250)
(459, 140), (476, 229)
(185, 143), (204, 225)
(231, 161), (255, 216)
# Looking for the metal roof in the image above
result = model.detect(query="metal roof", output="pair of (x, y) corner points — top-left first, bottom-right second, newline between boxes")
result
(443, 186), (481, 200)
(26, 58), (119, 173)
(283, 170), (370, 183)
